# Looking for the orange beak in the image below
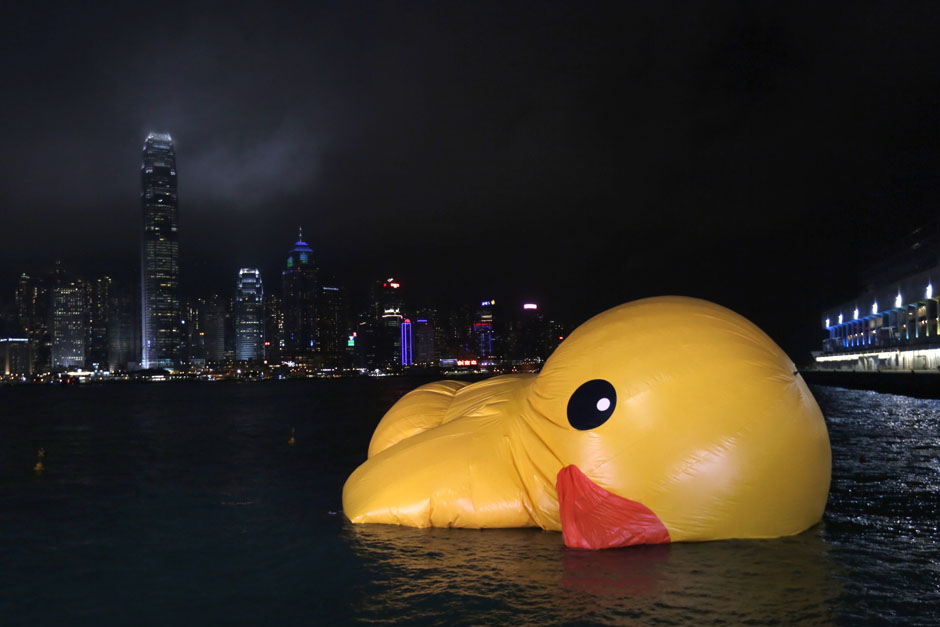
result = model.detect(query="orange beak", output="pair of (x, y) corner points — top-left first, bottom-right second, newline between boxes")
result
(557, 465), (671, 549)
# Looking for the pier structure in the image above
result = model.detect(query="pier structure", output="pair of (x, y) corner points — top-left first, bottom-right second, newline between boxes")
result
(816, 233), (940, 372)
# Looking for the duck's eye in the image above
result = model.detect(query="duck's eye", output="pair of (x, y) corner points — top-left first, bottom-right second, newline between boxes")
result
(567, 379), (617, 430)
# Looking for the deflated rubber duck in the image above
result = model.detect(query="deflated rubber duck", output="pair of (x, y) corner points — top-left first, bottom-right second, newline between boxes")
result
(343, 297), (831, 549)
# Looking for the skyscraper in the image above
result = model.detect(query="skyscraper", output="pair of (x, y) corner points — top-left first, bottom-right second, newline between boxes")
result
(85, 276), (110, 370)
(281, 229), (318, 362)
(318, 283), (350, 365)
(413, 315), (436, 365)
(473, 300), (496, 358)
(140, 132), (181, 369)
(201, 293), (227, 363)
(108, 281), (140, 371)
(263, 292), (283, 363)
(371, 278), (405, 368)
(235, 268), (264, 361)
(15, 272), (51, 373)
(51, 264), (86, 370)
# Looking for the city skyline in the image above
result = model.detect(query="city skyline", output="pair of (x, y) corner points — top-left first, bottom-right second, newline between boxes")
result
(1, 186), (570, 376)
(3, 3), (940, 359)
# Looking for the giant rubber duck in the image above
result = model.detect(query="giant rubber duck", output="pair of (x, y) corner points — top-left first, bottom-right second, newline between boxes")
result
(343, 297), (831, 549)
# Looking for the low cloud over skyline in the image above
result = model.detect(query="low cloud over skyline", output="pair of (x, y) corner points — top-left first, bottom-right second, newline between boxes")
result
(3, 1), (940, 355)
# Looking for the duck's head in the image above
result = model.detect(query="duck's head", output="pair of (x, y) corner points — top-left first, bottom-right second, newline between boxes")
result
(527, 296), (831, 548)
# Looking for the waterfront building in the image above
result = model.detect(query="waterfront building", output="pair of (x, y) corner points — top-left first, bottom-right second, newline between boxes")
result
(817, 224), (940, 371)
(281, 229), (318, 362)
(235, 268), (264, 361)
(15, 272), (51, 373)
(140, 132), (181, 369)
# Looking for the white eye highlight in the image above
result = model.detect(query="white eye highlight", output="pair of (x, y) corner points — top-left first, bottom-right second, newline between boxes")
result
(596, 398), (611, 412)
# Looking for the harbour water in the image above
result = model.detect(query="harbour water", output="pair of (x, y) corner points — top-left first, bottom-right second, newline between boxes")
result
(0, 380), (937, 624)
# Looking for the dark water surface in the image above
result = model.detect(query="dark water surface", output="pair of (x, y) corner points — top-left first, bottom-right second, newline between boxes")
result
(1, 380), (937, 625)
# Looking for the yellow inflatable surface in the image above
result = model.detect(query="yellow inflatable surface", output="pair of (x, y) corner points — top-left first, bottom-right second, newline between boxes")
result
(343, 297), (831, 549)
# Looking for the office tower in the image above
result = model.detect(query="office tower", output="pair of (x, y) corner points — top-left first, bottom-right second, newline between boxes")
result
(371, 278), (405, 368)
(281, 229), (318, 361)
(413, 316), (436, 365)
(235, 268), (264, 361)
(201, 293), (227, 363)
(178, 296), (199, 365)
(507, 302), (553, 361)
(86, 277), (110, 370)
(354, 316), (377, 369)
(223, 297), (235, 361)
(0, 337), (30, 376)
(0, 298), (16, 336)
(474, 300), (496, 358)
(108, 282), (140, 371)
(435, 304), (473, 361)
(140, 132), (181, 369)
(15, 272), (51, 373)
(263, 292), (283, 363)
(51, 265), (86, 369)
(318, 283), (350, 363)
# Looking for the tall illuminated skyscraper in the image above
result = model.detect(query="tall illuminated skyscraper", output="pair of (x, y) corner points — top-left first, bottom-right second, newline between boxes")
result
(140, 132), (181, 369)
(235, 268), (264, 361)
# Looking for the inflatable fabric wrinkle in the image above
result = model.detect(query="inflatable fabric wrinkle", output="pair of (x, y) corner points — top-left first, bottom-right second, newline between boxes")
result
(500, 433), (540, 523)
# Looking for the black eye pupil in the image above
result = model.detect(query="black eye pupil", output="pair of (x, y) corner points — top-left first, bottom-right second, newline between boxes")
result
(567, 379), (617, 430)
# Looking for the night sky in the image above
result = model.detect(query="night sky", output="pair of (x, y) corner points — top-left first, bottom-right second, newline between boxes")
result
(3, 1), (940, 358)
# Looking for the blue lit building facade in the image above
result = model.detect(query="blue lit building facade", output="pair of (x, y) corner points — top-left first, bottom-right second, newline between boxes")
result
(140, 132), (181, 369)
(817, 226), (940, 371)
(235, 268), (264, 361)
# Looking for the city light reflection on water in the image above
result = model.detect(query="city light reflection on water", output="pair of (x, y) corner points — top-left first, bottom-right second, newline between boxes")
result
(0, 380), (937, 624)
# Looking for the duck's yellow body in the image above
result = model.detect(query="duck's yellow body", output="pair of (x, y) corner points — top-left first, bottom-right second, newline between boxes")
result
(343, 297), (831, 549)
